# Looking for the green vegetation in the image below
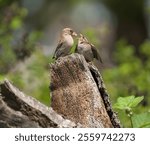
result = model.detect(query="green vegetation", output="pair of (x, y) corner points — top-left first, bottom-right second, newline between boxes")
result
(0, 1), (50, 106)
(113, 96), (150, 127)
(103, 39), (150, 127)
(7, 50), (51, 106)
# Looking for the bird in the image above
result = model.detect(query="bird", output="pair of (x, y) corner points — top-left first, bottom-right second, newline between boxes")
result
(53, 28), (77, 59)
(75, 34), (102, 63)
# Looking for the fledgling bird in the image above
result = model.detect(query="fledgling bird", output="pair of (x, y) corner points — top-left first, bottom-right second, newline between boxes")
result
(53, 28), (77, 59)
(75, 34), (102, 63)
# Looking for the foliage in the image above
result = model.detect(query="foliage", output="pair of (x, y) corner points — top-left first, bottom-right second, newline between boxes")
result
(113, 96), (144, 110)
(6, 49), (51, 106)
(131, 112), (150, 128)
(0, 0), (48, 106)
(114, 96), (150, 128)
(103, 39), (150, 127)
(0, 1), (41, 73)
(103, 39), (150, 101)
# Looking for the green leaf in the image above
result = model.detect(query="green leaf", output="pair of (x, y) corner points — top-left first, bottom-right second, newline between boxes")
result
(129, 96), (144, 108)
(113, 96), (134, 110)
(131, 112), (150, 128)
(113, 96), (144, 110)
(70, 38), (77, 53)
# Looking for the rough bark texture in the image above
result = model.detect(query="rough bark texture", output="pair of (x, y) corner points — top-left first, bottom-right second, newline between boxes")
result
(88, 64), (121, 128)
(0, 80), (81, 128)
(0, 53), (120, 128)
(50, 53), (121, 128)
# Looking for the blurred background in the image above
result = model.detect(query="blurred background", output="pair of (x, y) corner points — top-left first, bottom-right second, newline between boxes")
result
(0, 0), (150, 127)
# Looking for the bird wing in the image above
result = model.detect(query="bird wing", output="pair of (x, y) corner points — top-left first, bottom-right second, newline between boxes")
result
(52, 40), (63, 59)
(91, 44), (103, 63)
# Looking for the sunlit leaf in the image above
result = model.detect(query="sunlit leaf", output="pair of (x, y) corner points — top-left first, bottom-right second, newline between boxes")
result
(129, 96), (144, 108)
(132, 112), (150, 128)
(113, 96), (143, 110)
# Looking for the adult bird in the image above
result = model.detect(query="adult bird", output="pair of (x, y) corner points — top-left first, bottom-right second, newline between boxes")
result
(53, 28), (77, 59)
(75, 34), (102, 63)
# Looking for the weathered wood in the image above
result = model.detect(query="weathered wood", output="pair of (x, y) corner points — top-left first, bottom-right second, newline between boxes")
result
(88, 64), (121, 128)
(0, 53), (120, 128)
(50, 53), (120, 127)
(0, 79), (81, 128)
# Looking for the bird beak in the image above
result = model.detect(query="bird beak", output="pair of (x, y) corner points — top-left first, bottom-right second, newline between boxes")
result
(72, 32), (77, 37)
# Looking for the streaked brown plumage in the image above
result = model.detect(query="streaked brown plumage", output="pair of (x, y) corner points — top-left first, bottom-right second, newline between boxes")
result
(53, 28), (77, 59)
(75, 34), (102, 63)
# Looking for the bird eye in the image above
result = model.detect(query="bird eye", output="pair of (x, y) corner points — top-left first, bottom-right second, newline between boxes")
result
(70, 29), (73, 33)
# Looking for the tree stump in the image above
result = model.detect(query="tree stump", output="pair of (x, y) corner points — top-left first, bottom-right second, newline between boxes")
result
(50, 53), (121, 128)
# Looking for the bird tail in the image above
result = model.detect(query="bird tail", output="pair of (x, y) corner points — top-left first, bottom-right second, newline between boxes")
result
(96, 52), (103, 63)
(91, 45), (103, 63)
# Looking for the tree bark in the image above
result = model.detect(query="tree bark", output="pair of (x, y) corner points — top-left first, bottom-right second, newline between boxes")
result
(50, 53), (121, 128)
(0, 53), (121, 128)
(0, 79), (81, 128)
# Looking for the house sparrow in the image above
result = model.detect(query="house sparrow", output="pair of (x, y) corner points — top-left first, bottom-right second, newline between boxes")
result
(75, 34), (102, 63)
(53, 28), (77, 59)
